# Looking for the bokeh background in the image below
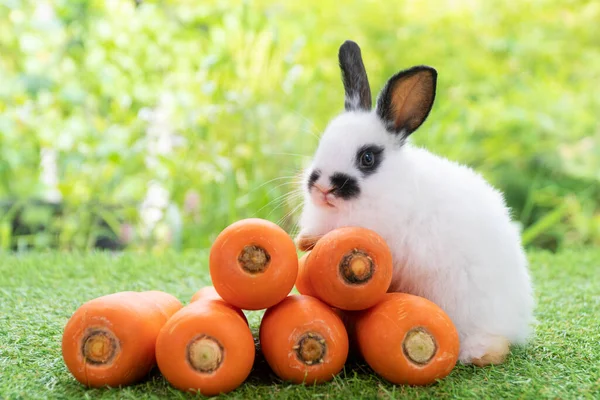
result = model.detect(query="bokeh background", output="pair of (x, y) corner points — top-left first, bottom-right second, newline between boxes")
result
(1, 0), (598, 253)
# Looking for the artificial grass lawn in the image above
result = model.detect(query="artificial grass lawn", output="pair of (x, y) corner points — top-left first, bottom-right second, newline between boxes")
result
(1, 249), (598, 399)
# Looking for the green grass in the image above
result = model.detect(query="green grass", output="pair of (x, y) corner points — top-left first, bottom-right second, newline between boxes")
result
(1, 249), (599, 399)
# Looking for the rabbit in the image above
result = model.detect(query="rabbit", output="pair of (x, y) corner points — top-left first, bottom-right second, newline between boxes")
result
(294, 40), (535, 366)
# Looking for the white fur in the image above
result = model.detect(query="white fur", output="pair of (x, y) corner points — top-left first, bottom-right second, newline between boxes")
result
(298, 111), (535, 364)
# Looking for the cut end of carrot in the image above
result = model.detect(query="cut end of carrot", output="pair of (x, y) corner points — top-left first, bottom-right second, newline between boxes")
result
(238, 245), (271, 274)
(339, 250), (374, 284)
(187, 335), (224, 373)
(294, 332), (326, 365)
(82, 329), (119, 366)
(402, 327), (437, 365)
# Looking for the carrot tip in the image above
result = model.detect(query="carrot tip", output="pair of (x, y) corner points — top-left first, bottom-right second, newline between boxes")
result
(82, 329), (119, 366)
(296, 333), (326, 365)
(340, 250), (374, 284)
(187, 335), (224, 373)
(238, 245), (271, 274)
(402, 327), (438, 365)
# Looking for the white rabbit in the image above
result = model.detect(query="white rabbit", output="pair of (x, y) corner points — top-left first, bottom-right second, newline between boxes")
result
(295, 40), (535, 366)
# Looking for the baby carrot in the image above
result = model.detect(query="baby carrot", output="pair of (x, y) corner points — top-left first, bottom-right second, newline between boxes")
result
(259, 295), (349, 384)
(61, 290), (182, 388)
(304, 226), (393, 310)
(353, 293), (460, 385)
(190, 286), (248, 325)
(209, 218), (298, 310)
(294, 252), (316, 297)
(156, 300), (255, 395)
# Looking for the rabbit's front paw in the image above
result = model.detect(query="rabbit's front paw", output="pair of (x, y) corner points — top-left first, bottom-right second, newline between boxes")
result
(295, 233), (322, 251)
(459, 335), (510, 366)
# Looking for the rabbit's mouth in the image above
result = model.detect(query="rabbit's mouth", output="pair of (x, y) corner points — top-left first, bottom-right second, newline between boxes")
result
(310, 185), (337, 208)
(312, 190), (336, 208)
(307, 171), (360, 208)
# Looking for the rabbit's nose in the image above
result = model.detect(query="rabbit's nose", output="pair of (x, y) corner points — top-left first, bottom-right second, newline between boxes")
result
(313, 183), (334, 195)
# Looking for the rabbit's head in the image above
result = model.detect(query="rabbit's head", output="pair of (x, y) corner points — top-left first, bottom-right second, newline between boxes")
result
(296, 40), (437, 250)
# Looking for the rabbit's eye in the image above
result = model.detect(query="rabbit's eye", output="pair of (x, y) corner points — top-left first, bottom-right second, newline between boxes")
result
(355, 144), (384, 175)
(360, 151), (375, 167)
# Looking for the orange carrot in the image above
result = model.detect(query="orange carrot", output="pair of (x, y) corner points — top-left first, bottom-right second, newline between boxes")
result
(156, 301), (255, 395)
(209, 218), (298, 310)
(294, 252), (317, 297)
(190, 286), (248, 325)
(331, 308), (361, 355)
(259, 295), (349, 384)
(353, 293), (460, 386)
(190, 286), (222, 303)
(139, 290), (183, 321)
(304, 226), (393, 310)
(61, 291), (182, 388)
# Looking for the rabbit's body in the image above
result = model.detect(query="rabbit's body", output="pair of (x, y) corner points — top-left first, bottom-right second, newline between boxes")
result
(296, 41), (535, 365)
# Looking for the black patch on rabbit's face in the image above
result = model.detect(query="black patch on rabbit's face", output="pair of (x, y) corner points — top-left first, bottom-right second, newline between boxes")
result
(355, 144), (384, 176)
(307, 169), (321, 191)
(330, 172), (360, 199)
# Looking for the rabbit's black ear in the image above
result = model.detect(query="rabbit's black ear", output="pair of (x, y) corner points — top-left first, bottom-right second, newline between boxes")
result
(376, 66), (437, 137)
(339, 40), (372, 112)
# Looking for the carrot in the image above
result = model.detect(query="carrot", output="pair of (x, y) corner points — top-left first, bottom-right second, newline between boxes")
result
(61, 290), (183, 388)
(259, 295), (349, 384)
(190, 286), (248, 325)
(139, 290), (183, 321)
(353, 293), (460, 386)
(190, 286), (221, 303)
(209, 218), (298, 310)
(294, 252), (317, 297)
(155, 300), (255, 395)
(304, 226), (393, 310)
(331, 308), (360, 354)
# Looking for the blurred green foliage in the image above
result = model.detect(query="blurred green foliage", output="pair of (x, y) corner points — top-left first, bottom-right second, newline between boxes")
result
(0, 0), (598, 252)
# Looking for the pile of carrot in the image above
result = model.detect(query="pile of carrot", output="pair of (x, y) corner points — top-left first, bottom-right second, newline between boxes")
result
(61, 218), (460, 395)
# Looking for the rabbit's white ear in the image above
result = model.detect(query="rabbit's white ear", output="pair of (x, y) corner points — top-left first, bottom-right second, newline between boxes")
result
(339, 40), (372, 112)
(376, 66), (437, 136)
